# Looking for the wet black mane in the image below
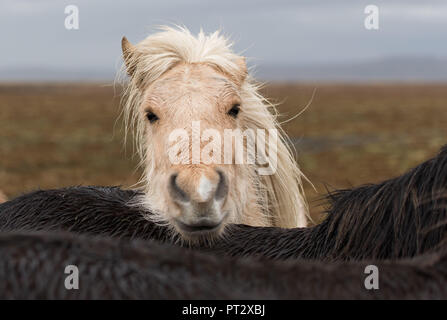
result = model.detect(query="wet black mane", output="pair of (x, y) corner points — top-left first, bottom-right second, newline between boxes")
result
(1, 146), (447, 298)
(1, 231), (446, 299)
(1, 145), (446, 261)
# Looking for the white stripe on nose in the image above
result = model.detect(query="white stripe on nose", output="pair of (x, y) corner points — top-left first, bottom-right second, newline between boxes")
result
(197, 175), (214, 202)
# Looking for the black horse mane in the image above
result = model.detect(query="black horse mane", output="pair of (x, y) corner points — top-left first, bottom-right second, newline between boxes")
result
(1, 231), (446, 299)
(1, 145), (446, 261)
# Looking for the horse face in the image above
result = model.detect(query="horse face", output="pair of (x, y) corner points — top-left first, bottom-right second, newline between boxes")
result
(139, 62), (264, 240)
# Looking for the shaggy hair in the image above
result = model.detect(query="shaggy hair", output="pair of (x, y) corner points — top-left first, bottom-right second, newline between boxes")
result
(1, 145), (446, 261)
(119, 26), (308, 228)
(0, 186), (167, 241)
(0, 232), (446, 299)
(217, 144), (447, 260)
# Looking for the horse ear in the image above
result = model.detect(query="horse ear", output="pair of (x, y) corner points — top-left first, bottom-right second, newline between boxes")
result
(122, 36), (137, 77)
(234, 56), (247, 85)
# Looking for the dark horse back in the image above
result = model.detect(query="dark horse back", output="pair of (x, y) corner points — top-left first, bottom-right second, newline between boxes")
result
(1, 145), (447, 261)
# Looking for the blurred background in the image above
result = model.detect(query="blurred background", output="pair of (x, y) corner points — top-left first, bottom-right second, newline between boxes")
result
(1, 0), (446, 219)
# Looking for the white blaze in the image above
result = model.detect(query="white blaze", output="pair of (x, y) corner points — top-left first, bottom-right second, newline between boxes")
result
(198, 175), (214, 202)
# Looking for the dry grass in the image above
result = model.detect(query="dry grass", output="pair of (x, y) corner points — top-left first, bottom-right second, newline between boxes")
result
(1, 83), (446, 220)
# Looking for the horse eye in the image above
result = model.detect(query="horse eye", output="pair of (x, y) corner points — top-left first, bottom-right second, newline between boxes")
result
(146, 111), (159, 123)
(228, 104), (240, 118)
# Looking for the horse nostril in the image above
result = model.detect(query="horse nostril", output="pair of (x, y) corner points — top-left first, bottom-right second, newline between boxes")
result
(215, 170), (228, 201)
(168, 174), (189, 203)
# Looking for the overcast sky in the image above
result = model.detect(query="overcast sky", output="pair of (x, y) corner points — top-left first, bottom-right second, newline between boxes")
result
(1, 0), (446, 79)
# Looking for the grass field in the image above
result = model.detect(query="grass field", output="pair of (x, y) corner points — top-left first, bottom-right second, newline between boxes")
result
(1, 83), (446, 220)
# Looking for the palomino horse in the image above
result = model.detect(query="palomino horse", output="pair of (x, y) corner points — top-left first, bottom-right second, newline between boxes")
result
(120, 27), (308, 240)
